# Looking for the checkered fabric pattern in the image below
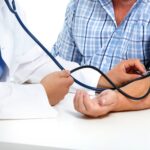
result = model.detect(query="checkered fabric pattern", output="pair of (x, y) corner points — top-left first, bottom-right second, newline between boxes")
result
(52, 0), (150, 73)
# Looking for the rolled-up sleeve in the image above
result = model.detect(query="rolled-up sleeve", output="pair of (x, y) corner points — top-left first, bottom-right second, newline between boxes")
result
(51, 0), (82, 64)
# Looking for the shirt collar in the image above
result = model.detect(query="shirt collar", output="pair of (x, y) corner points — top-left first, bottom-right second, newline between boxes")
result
(98, 0), (143, 27)
(99, 0), (111, 6)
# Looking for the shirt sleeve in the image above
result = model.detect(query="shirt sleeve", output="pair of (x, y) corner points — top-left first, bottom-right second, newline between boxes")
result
(51, 0), (83, 65)
(0, 82), (57, 119)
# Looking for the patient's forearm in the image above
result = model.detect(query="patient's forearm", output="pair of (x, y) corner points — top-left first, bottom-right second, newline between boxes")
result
(121, 77), (150, 98)
(114, 77), (150, 111)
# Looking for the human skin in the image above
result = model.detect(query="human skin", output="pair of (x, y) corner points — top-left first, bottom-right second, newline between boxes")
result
(41, 58), (145, 107)
(73, 59), (150, 117)
(73, 77), (150, 118)
(112, 0), (136, 26)
(98, 59), (146, 88)
(41, 70), (74, 106)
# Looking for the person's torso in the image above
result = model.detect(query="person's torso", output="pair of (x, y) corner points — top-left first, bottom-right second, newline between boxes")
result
(72, 0), (150, 72)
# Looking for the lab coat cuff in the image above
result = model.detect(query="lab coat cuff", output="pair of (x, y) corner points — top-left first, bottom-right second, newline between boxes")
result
(0, 84), (57, 119)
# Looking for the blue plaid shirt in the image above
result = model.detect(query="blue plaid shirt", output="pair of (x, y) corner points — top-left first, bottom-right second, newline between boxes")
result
(52, 0), (150, 73)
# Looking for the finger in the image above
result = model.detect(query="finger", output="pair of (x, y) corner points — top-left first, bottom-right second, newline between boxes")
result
(95, 90), (111, 106)
(73, 90), (81, 111)
(60, 72), (74, 87)
(64, 76), (74, 86)
(97, 94), (116, 106)
(133, 60), (146, 73)
(81, 94), (114, 117)
(124, 73), (141, 82)
(126, 59), (146, 74)
(59, 70), (71, 77)
(93, 98), (115, 116)
(78, 91), (87, 113)
(83, 97), (108, 117)
(96, 105), (113, 116)
(82, 93), (94, 113)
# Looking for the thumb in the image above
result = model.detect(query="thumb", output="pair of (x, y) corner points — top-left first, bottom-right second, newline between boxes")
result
(125, 73), (141, 81)
(98, 97), (115, 106)
(96, 90), (117, 106)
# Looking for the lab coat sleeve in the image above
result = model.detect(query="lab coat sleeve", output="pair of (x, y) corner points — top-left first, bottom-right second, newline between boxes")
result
(11, 46), (100, 120)
(13, 46), (100, 93)
(0, 82), (57, 119)
(0, 1), (57, 119)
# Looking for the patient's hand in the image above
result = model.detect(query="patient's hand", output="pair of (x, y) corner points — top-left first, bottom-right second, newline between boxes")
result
(74, 84), (150, 118)
(98, 59), (146, 88)
(74, 90), (118, 117)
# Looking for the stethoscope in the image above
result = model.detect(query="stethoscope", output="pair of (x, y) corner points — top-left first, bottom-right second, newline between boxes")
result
(4, 0), (150, 100)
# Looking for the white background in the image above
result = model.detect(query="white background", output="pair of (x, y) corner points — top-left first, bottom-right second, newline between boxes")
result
(18, 0), (69, 49)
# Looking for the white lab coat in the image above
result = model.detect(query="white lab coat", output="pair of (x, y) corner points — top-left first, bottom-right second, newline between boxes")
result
(0, 0), (100, 119)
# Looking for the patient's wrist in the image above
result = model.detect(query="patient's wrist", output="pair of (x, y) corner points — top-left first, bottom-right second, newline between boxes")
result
(114, 88), (150, 112)
(98, 76), (111, 88)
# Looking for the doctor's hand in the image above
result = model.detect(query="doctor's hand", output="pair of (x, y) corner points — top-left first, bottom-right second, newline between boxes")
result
(98, 59), (146, 88)
(41, 70), (74, 106)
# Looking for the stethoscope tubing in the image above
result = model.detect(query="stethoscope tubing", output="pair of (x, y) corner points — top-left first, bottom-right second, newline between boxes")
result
(4, 0), (150, 100)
